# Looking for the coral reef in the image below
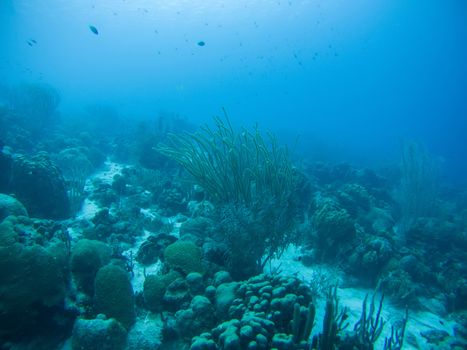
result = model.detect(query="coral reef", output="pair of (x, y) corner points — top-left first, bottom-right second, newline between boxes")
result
(0, 103), (465, 350)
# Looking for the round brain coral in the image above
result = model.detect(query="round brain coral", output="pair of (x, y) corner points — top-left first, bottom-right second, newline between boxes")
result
(70, 239), (111, 295)
(164, 240), (204, 275)
(94, 264), (135, 329)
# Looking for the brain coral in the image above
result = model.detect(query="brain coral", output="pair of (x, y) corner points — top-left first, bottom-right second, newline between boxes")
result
(164, 240), (204, 275)
(94, 264), (135, 329)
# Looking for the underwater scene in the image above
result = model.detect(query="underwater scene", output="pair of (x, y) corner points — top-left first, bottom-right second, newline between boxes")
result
(1, 0), (466, 349)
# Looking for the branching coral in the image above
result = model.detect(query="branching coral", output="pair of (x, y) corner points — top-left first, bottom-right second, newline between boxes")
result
(158, 115), (300, 278)
(157, 114), (296, 208)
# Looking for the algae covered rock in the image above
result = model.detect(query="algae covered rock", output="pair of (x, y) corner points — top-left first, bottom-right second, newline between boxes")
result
(71, 317), (127, 350)
(0, 193), (28, 221)
(164, 277), (191, 310)
(94, 264), (135, 329)
(168, 295), (216, 340)
(126, 316), (163, 350)
(338, 183), (373, 214)
(180, 216), (214, 237)
(213, 270), (232, 287)
(186, 272), (205, 295)
(190, 334), (216, 350)
(272, 333), (294, 349)
(215, 282), (239, 317)
(209, 315), (274, 350)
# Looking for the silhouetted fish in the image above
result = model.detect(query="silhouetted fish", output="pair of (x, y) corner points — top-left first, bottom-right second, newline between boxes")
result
(31, 39), (37, 44)
(89, 25), (99, 35)
(197, 41), (205, 46)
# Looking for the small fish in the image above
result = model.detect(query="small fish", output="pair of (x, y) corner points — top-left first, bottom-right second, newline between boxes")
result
(27, 41), (33, 46)
(89, 25), (99, 35)
(197, 41), (205, 47)
(31, 39), (37, 44)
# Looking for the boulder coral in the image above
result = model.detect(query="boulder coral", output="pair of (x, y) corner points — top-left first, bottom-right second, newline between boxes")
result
(311, 198), (355, 259)
(188, 274), (314, 350)
(164, 240), (204, 275)
(9, 152), (70, 219)
(71, 239), (111, 295)
(143, 270), (182, 311)
(0, 234), (67, 339)
(94, 264), (136, 329)
(0, 193), (28, 221)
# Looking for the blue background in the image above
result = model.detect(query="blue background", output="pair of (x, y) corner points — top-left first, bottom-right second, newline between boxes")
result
(1, 0), (466, 183)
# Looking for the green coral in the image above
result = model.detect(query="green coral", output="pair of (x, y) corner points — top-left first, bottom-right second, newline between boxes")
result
(71, 239), (111, 295)
(157, 115), (296, 207)
(158, 116), (300, 278)
(338, 183), (373, 214)
(94, 264), (135, 329)
(0, 241), (66, 338)
(143, 270), (182, 311)
(10, 152), (70, 219)
(313, 200), (353, 238)
(312, 198), (355, 257)
(164, 240), (204, 275)
(0, 243), (66, 311)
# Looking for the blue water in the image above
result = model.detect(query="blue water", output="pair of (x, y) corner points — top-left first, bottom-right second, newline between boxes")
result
(1, 0), (466, 183)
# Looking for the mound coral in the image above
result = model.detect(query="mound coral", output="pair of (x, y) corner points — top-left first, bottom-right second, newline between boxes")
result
(143, 270), (182, 311)
(164, 240), (204, 275)
(0, 236), (67, 338)
(94, 264), (135, 329)
(71, 239), (111, 295)
(9, 152), (70, 219)
(312, 198), (355, 259)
